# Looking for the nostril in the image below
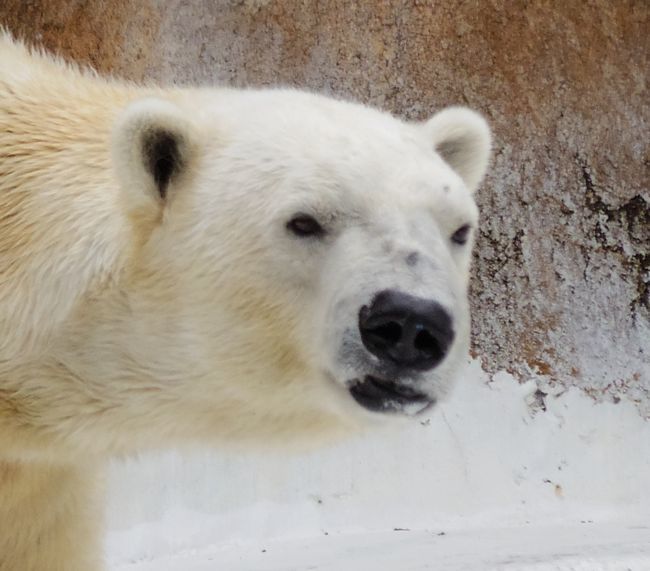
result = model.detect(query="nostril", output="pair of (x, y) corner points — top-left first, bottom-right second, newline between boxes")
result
(368, 322), (402, 345)
(414, 329), (434, 352)
(414, 329), (444, 361)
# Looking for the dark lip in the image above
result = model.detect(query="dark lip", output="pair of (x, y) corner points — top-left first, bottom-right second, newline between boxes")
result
(348, 375), (434, 415)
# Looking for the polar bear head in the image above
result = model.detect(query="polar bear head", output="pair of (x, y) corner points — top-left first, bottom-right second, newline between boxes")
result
(97, 90), (490, 449)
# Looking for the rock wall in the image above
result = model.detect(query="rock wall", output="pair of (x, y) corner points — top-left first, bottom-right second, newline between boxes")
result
(2, 1), (648, 413)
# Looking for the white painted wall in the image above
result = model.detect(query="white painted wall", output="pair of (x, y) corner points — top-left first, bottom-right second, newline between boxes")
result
(106, 361), (650, 566)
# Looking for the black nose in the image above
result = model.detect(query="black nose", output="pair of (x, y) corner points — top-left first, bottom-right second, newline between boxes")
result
(358, 290), (454, 371)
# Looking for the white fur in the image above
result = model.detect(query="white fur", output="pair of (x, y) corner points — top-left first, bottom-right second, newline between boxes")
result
(0, 32), (491, 571)
(112, 98), (198, 213)
(422, 107), (492, 193)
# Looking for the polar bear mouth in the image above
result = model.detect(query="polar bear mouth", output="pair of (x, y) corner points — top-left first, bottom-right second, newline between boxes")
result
(348, 375), (435, 416)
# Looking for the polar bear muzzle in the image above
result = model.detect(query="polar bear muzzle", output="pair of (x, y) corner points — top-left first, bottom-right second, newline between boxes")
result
(349, 289), (455, 414)
(358, 289), (454, 372)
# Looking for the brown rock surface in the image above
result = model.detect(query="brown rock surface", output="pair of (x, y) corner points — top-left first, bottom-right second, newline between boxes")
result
(2, 1), (648, 412)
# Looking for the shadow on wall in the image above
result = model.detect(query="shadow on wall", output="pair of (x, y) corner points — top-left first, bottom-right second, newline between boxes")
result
(1, 0), (647, 413)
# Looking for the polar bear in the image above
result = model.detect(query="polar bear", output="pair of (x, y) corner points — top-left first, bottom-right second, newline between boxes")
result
(0, 32), (491, 571)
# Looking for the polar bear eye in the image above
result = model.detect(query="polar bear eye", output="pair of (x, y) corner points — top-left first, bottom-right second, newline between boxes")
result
(451, 224), (472, 245)
(286, 214), (325, 238)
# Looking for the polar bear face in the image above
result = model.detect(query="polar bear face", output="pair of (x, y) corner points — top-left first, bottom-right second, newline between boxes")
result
(105, 90), (490, 447)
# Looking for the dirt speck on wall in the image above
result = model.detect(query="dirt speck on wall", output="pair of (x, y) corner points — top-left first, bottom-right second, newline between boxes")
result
(1, 1), (648, 413)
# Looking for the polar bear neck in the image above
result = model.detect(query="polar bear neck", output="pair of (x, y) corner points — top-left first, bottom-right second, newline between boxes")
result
(0, 57), (143, 363)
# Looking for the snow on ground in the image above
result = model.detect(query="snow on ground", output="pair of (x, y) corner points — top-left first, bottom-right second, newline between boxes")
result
(107, 360), (650, 570)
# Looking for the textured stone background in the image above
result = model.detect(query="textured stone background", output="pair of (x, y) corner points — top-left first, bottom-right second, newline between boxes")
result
(1, 1), (648, 413)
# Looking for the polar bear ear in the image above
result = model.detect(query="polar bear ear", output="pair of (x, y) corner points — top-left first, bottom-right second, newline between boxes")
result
(112, 98), (196, 213)
(422, 107), (491, 193)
